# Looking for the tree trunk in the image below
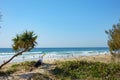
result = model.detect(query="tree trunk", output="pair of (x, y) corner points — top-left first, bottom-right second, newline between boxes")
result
(0, 50), (27, 69)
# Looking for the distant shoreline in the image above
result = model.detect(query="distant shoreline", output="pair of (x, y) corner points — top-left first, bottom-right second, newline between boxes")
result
(1, 53), (111, 66)
(0, 47), (109, 64)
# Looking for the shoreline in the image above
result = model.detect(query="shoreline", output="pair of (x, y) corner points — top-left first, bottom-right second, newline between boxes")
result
(0, 51), (110, 64)
(0, 53), (113, 80)
(2, 53), (112, 67)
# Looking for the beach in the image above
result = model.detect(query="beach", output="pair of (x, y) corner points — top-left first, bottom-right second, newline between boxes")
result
(0, 47), (109, 64)
(1, 0), (120, 79)
(43, 54), (112, 64)
(0, 53), (113, 80)
(0, 48), (113, 80)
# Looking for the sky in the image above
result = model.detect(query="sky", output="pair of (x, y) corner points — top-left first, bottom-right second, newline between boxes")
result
(0, 0), (120, 48)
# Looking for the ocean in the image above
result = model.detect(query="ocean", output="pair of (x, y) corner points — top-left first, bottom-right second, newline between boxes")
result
(0, 47), (109, 64)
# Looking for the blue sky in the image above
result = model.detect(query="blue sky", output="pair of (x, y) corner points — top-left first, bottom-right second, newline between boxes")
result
(0, 0), (120, 48)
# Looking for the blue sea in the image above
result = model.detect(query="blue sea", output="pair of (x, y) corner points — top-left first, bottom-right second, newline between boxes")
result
(0, 47), (109, 64)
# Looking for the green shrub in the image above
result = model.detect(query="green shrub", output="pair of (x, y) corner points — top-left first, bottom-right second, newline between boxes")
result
(52, 61), (120, 80)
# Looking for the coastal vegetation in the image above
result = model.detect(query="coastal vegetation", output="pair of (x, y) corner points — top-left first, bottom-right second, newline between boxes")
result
(0, 31), (37, 69)
(106, 20), (120, 62)
(53, 61), (120, 80)
(0, 61), (53, 80)
(0, 60), (120, 80)
(0, 61), (36, 76)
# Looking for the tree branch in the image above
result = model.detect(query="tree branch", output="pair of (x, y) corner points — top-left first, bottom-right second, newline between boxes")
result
(0, 49), (27, 69)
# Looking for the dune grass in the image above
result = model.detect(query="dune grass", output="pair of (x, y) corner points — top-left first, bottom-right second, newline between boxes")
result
(0, 61), (36, 76)
(52, 61), (120, 80)
(0, 60), (120, 80)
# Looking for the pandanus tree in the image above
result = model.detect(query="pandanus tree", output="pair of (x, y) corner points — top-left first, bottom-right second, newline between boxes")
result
(105, 20), (120, 62)
(0, 31), (37, 69)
